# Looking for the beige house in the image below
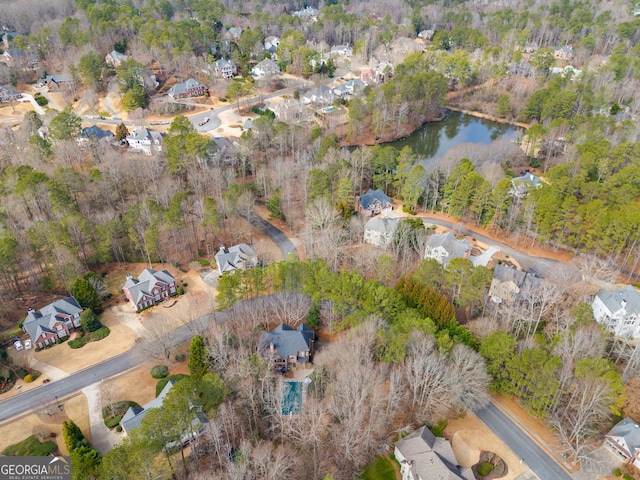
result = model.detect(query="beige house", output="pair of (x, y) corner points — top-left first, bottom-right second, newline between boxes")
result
(489, 264), (541, 304)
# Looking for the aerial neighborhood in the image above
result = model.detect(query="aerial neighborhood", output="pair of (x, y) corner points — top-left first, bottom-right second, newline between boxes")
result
(2, 0), (640, 479)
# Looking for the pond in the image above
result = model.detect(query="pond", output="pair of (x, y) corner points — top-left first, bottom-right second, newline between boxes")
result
(387, 110), (521, 163)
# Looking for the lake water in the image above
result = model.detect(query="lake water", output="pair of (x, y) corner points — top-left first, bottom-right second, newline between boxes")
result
(387, 111), (521, 162)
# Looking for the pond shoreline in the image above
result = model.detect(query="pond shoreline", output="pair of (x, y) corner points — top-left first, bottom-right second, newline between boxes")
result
(339, 105), (530, 148)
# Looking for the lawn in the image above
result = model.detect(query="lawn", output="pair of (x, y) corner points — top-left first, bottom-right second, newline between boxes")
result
(359, 455), (397, 480)
(2, 434), (58, 456)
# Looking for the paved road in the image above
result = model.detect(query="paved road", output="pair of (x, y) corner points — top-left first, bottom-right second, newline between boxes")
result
(476, 402), (572, 480)
(252, 215), (298, 259)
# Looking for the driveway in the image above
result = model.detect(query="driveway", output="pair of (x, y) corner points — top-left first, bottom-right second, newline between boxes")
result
(17, 94), (45, 115)
(82, 382), (120, 453)
(252, 215), (298, 259)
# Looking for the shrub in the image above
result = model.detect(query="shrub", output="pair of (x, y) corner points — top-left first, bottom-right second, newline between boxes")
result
(24, 374), (34, 383)
(115, 425), (122, 432)
(69, 336), (90, 349)
(197, 259), (210, 266)
(430, 420), (447, 437)
(175, 353), (186, 362)
(35, 95), (48, 106)
(219, 97), (227, 102)
(91, 327), (110, 341)
(177, 286), (185, 295)
(477, 462), (494, 477)
(623, 475), (633, 480)
(614, 469), (622, 477)
(151, 365), (169, 379)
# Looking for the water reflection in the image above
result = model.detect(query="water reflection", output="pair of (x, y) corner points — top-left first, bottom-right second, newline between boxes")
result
(387, 111), (520, 163)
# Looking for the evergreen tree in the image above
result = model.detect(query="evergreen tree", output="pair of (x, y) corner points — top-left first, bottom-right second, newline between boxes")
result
(115, 122), (129, 142)
(73, 277), (103, 314)
(80, 309), (102, 333)
(188, 335), (208, 382)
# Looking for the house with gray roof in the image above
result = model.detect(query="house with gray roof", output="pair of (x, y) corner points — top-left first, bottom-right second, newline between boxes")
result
(301, 85), (334, 105)
(592, 285), (640, 338)
(273, 98), (310, 123)
(258, 323), (314, 371)
(78, 125), (115, 145)
(36, 74), (74, 91)
(357, 189), (393, 216)
(0, 85), (21, 102)
(0, 48), (39, 68)
(424, 231), (470, 266)
(105, 50), (128, 68)
(126, 128), (163, 155)
(604, 417), (640, 468)
(120, 380), (208, 441)
(215, 244), (257, 275)
(330, 45), (353, 57)
(489, 264), (541, 304)
(509, 172), (542, 198)
(122, 268), (177, 311)
(213, 58), (237, 78)
(264, 36), (280, 55)
(252, 58), (280, 78)
(292, 6), (319, 21)
(364, 217), (399, 247)
(395, 425), (474, 480)
(226, 27), (243, 40)
(22, 297), (83, 349)
(168, 78), (207, 99)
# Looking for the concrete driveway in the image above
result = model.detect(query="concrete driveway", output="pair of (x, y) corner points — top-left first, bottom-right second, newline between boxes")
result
(82, 382), (121, 453)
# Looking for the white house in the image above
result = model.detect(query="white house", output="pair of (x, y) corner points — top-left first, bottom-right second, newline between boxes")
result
(264, 36), (280, 55)
(215, 244), (258, 275)
(213, 59), (237, 78)
(363, 217), (399, 247)
(424, 231), (471, 266)
(251, 58), (280, 78)
(301, 86), (334, 105)
(509, 172), (542, 198)
(126, 128), (163, 155)
(395, 425), (474, 480)
(592, 285), (640, 338)
(330, 45), (352, 57)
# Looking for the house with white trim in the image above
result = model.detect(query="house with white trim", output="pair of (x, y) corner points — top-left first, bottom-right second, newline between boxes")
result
(604, 417), (640, 468)
(22, 297), (83, 349)
(592, 285), (640, 338)
(122, 269), (177, 311)
(126, 128), (163, 155)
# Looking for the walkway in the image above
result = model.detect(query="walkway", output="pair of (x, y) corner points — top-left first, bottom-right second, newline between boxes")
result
(28, 357), (67, 381)
(82, 383), (121, 453)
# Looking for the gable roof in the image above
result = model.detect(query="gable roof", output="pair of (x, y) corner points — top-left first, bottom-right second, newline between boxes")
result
(126, 128), (163, 143)
(0, 85), (21, 101)
(168, 78), (205, 96)
(396, 426), (474, 480)
(426, 232), (470, 263)
(80, 125), (114, 141)
(359, 189), (392, 210)
(595, 285), (640, 315)
(253, 58), (279, 74)
(23, 297), (83, 342)
(215, 244), (257, 273)
(123, 268), (176, 305)
(364, 216), (399, 235)
(121, 380), (175, 433)
(258, 323), (314, 359)
(107, 50), (128, 63)
(214, 58), (236, 69)
(606, 417), (640, 459)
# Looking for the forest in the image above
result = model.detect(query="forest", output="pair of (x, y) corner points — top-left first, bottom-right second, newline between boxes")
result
(1, 0), (640, 478)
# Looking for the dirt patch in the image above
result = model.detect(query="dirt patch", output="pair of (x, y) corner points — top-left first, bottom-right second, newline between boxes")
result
(444, 414), (527, 480)
(0, 392), (89, 456)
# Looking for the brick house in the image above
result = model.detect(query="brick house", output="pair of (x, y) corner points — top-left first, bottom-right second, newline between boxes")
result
(258, 323), (314, 371)
(22, 297), (83, 349)
(168, 78), (207, 99)
(122, 268), (177, 311)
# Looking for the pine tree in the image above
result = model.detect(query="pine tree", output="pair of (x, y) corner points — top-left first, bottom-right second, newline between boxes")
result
(72, 277), (103, 314)
(188, 335), (208, 382)
(115, 122), (129, 142)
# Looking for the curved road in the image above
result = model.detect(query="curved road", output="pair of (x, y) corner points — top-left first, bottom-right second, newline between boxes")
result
(252, 215), (298, 259)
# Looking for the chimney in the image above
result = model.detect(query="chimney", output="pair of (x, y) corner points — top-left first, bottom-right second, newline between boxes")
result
(621, 299), (627, 309)
(270, 342), (274, 353)
(219, 245), (227, 254)
(27, 307), (35, 314)
(126, 273), (133, 280)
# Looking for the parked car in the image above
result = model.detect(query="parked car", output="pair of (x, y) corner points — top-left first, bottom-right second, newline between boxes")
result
(198, 117), (210, 126)
(42, 379), (50, 384)
(24, 339), (32, 350)
(14, 340), (23, 351)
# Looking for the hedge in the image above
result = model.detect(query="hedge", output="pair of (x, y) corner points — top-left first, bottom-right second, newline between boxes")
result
(91, 327), (110, 341)
(68, 336), (91, 349)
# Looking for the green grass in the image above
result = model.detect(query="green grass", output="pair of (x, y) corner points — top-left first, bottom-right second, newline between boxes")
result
(359, 455), (396, 480)
(2, 435), (57, 456)
(102, 400), (141, 428)
(430, 419), (447, 437)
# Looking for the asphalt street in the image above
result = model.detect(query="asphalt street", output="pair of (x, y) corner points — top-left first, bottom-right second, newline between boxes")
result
(252, 215), (298, 258)
(476, 402), (573, 480)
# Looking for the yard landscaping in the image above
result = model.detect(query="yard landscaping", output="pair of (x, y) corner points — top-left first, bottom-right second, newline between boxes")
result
(102, 400), (141, 429)
(2, 434), (58, 456)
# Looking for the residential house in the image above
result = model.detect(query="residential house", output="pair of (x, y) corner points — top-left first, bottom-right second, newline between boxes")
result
(363, 217), (399, 247)
(213, 136), (235, 158)
(592, 285), (640, 339)
(0, 85), (21, 102)
(2, 31), (22, 49)
(273, 98), (310, 123)
(122, 268), (177, 311)
(604, 418), (640, 468)
(301, 85), (334, 105)
(168, 78), (207, 99)
(36, 74), (74, 91)
(213, 58), (237, 79)
(550, 65), (582, 78)
(251, 58), (280, 78)
(489, 264), (541, 304)
(0, 48), (38, 68)
(523, 42), (539, 53)
(120, 380), (208, 440)
(22, 297), (83, 349)
(226, 27), (243, 40)
(553, 45), (575, 60)
(345, 78), (366, 95)
(292, 6), (319, 21)
(105, 50), (128, 68)
(264, 36), (280, 55)
(126, 128), (163, 155)
(509, 172), (542, 198)
(376, 61), (394, 82)
(361, 67), (384, 86)
(332, 84), (350, 99)
(424, 231), (471, 266)
(330, 45), (353, 57)
(258, 323), (314, 371)
(77, 125), (115, 145)
(215, 244), (258, 275)
(417, 30), (435, 41)
(395, 425), (474, 480)
(357, 189), (393, 216)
